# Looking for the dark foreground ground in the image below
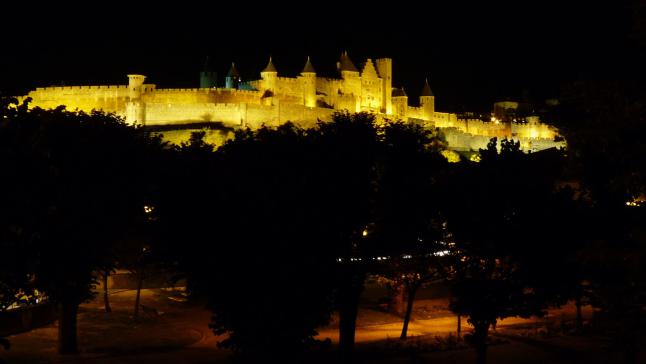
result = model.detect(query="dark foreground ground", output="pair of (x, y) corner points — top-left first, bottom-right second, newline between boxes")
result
(1, 285), (643, 364)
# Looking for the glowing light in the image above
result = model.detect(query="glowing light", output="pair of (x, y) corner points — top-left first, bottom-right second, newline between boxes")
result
(143, 205), (154, 214)
(362, 229), (368, 237)
(626, 196), (644, 207)
(434, 250), (450, 257)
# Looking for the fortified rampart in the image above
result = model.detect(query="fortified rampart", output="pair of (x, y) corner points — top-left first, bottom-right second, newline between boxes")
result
(18, 53), (564, 152)
(23, 85), (130, 114)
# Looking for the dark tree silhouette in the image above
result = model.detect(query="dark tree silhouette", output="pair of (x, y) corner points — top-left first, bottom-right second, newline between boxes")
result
(308, 112), (381, 362)
(371, 121), (450, 340)
(0, 98), (166, 354)
(157, 125), (338, 361)
(546, 81), (646, 363)
(0, 100), (39, 352)
(444, 138), (566, 364)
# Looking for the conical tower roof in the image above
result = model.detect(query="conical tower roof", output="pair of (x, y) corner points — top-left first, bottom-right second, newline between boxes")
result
(262, 56), (277, 73)
(227, 62), (240, 78)
(338, 51), (359, 72)
(421, 78), (434, 97)
(301, 56), (316, 74)
(392, 87), (407, 97)
(202, 56), (214, 71)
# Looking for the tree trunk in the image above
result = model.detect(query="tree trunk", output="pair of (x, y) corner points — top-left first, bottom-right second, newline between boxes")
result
(58, 301), (79, 354)
(103, 271), (111, 313)
(133, 269), (144, 320)
(389, 283), (406, 317)
(400, 284), (418, 340)
(473, 322), (490, 364)
(575, 295), (582, 332)
(457, 314), (462, 337)
(338, 269), (364, 363)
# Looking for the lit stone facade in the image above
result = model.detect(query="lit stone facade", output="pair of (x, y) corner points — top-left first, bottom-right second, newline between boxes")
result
(18, 53), (564, 152)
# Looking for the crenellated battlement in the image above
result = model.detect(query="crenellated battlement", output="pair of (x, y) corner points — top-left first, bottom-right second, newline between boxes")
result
(17, 60), (563, 153)
(35, 85), (128, 92)
(153, 88), (261, 95)
(276, 77), (302, 83)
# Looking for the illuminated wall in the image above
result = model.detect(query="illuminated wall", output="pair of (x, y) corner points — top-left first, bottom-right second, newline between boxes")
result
(18, 55), (564, 152)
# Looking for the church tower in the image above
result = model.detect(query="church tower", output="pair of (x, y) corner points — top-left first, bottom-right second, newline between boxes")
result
(299, 56), (316, 108)
(419, 78), (435, 121)
(225, 62), (241, 89)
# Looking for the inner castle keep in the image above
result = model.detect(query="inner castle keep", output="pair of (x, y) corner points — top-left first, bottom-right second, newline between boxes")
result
(17, 52), (564, 152)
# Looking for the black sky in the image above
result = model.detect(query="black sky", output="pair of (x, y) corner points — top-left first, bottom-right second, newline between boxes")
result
(1, 1), (642, 111)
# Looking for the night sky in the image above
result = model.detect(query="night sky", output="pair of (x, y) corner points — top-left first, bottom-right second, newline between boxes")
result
(1, 1), (642, 111)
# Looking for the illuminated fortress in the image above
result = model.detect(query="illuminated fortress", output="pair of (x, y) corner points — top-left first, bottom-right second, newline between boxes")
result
(18, 52), (564, 152)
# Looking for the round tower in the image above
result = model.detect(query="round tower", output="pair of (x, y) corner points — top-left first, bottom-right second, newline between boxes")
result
(392, 87), (408, 118)
(200, 56), (217, 88)
(337, 51), (361, 111)
(419, 78), (435, 121)
(260, 56), (278, 93)
(128, 74), (146, 99)
(225, 62), (241, 89)
(126, 74), (146, 125)
(337, 51), (359, 79)
(300, 56), (316, 108)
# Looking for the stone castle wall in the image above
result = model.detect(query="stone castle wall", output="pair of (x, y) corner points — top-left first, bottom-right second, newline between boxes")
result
(141, 100), (334, 129)
(17, 54), (563, 153)
(23, 85), (130, 114)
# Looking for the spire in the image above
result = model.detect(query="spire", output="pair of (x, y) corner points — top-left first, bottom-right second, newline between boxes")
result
(202, 56), (213, 71)
(338, 51), (359, 72)
(262, 56), (277, 73)
(421, 78), (434, 97)
(301, 56), (316, 74)
(227, 62), (240, 78)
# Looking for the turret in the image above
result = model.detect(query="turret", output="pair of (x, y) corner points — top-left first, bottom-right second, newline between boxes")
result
(300, 56), (316, 108)
(128, 74), (146, 99)
(337, 51), (359, 79)
(260, 56), (278, 93)
(200, 56), (217, 88)
(375, 58), (392, 114)
(225, 62), (241, 89)
(126, 74), (146, 125)
(419, 78), (435, 121)
(337, 51), (360, 111)
(392, 87), (408, 118)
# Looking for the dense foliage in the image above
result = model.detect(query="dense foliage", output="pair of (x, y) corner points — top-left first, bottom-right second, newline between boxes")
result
(0, 96), (643, 364)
